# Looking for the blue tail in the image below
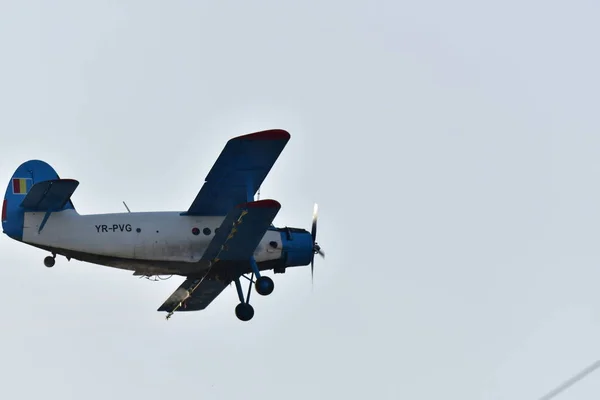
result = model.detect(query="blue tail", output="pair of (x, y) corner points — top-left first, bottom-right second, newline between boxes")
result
(2, 160), (76, 241)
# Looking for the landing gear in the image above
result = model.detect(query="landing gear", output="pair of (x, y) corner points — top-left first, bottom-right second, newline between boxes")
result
(43, 255), (55, 268)
(232, 257), (275, 322)
(255, 276), (274, 296)
(235, 303), (254, 321)
(249, 257), (274, 296)
(234, 275), (255, 322)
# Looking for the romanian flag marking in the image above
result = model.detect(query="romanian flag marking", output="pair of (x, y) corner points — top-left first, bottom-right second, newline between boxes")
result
(12, 178), (32, 195)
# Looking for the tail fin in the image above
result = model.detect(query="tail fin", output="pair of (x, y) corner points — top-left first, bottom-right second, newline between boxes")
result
(2, 160), (76, 240)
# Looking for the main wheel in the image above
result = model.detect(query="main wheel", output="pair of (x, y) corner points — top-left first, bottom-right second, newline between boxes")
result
(235, 303), (254, 321)
(44, 256), (55, 268)
(255, 276), (274, 296)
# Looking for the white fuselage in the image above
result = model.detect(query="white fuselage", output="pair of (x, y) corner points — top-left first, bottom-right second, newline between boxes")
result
(21, 209), (283, 273)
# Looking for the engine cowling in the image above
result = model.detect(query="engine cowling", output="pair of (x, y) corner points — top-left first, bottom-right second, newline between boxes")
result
(279, 227), (314, 268)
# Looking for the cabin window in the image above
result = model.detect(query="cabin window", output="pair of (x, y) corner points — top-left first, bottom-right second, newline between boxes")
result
(192, 227), (200, 235)
(203, 228), (211, 235)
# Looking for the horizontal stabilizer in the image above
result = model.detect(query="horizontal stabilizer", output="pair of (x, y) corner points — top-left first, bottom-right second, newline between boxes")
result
(201, 199), (281, 262)
(20, 179), (79, 211)
(157, 277), (229, 312)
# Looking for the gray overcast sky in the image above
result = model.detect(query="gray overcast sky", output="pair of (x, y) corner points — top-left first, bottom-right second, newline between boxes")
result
(1, 1), (599, 399)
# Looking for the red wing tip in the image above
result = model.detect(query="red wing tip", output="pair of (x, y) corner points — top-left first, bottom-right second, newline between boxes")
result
(234, 129), (290, 141)
(238, 199), (281, 209)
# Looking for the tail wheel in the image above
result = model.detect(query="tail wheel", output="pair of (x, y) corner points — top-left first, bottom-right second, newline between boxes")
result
(44, 256), (55, 268)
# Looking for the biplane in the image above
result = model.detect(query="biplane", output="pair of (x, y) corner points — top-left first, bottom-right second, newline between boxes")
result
(1, 129), (324, 321)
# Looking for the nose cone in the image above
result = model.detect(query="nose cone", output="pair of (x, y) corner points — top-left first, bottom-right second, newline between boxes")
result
(280, 229), (313, 267)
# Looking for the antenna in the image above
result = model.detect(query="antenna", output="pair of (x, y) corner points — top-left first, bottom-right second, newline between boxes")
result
(123, 201), (131, 213)
(538, 359), (600, 399)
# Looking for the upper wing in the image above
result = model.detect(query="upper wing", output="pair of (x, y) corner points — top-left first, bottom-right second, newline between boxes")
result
(158, 199), (281, 315)
(184, 129), (290, 216)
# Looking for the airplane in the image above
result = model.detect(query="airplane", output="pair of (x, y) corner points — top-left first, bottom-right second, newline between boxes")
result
(1, 129), (325, 321)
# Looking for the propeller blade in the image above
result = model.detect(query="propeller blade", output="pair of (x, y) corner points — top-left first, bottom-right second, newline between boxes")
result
(310, 203), (323, 289)
(311, 203), (318, 240)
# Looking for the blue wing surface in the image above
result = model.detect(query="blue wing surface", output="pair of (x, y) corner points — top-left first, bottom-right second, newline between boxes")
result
(184, 129), (290, 216)
(201, 199), (281, 261)
(157, 277), (228, 312)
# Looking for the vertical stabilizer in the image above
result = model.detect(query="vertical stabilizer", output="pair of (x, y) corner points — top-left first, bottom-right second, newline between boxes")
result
(2, 160), (75, 240)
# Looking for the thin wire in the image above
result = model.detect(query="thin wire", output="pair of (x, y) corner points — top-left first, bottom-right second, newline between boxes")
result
(537, 359), (600, 400)
(140, 275), (173, 281)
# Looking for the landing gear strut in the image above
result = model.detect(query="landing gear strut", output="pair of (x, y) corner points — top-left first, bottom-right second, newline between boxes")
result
(234, 275), (255, 321)
(44, 255), (55, 268)
(233, 258), (275, 321)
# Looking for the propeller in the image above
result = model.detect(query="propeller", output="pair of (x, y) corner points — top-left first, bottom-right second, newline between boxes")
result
(311, 203), (325, 284)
